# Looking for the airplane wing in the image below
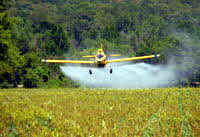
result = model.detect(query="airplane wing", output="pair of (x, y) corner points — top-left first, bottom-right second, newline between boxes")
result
(42, 59), (95, 64)
(106, 54), (160, 63)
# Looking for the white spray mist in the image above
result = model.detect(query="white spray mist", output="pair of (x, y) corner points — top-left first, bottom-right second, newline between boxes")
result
(61, 63), (176, 88)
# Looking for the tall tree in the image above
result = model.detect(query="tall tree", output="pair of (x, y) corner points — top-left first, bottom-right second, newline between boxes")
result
(0, 0), (24, 88)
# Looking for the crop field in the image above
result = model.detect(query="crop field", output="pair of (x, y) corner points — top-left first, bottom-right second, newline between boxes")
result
(0, 88), (199, 137)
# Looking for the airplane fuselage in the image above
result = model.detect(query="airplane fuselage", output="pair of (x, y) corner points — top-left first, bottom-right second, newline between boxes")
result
(95, 49), (107, 67)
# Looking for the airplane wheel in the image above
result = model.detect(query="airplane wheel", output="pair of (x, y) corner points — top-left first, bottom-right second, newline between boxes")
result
(89, 69), (92, 75)
(110, 68), (113, 74)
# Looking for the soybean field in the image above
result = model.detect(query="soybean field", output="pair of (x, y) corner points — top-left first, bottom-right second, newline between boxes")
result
(0, 88), (199, 136)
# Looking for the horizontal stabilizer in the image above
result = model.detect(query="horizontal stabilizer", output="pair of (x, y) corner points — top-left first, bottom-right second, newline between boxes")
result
(82, 55), (96, 58)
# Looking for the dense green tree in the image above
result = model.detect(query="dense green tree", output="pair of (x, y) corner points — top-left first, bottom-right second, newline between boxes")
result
(0, 1), (25, 88)
(0, 0), (11, 12)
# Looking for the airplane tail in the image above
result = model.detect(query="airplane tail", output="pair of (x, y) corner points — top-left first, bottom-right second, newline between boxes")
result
(82, 55), (96, 58)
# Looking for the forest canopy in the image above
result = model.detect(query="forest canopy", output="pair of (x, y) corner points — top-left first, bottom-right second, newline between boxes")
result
(0, 0), (200, 88)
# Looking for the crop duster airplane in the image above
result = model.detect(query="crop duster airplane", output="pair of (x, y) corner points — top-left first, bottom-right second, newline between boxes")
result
(42, 46), (160, 74)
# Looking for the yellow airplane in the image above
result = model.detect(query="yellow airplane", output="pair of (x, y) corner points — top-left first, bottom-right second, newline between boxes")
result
(42, 46), (160, 74)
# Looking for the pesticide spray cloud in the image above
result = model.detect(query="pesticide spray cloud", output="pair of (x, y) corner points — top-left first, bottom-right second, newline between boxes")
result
(61, 63), (176, 88)
(61, 33), (200, 88)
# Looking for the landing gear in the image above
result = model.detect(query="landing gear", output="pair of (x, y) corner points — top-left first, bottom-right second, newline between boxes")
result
(110, 68), (113, 74)
(106, 64), (113, 74)
(89, 69), (92, 75)
(89, 67), (112, 74)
